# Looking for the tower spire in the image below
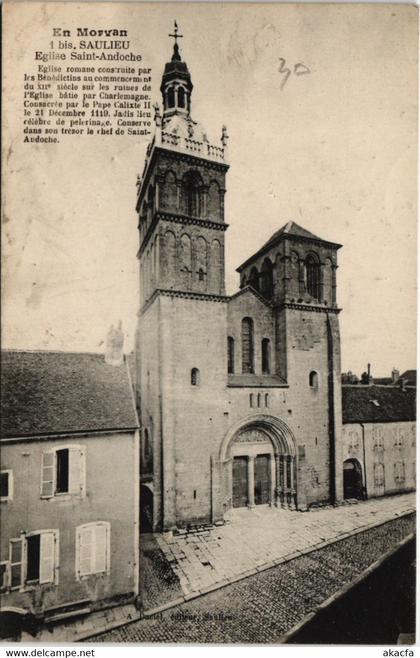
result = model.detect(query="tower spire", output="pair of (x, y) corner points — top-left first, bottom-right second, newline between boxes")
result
(161, 21), (192, 121)
(168, 20), (183, 61)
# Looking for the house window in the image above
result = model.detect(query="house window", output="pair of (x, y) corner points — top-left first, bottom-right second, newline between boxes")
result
(227, 336), (235, 374)
(8, 530), (58, 590)
(0, 470), (13, 501)
(394, 461), (405, 483)
(374, 463), (385, 487)
(262, 338), (270, 374)
(305, 255), (321, 300)
(241, 317), (254, 374)
(191, 368), (200, 386)
(41, 446), (86, 498)
(198, 268), (205, 281)
(0, 562), (9, 591)
(309, 371), (319, 388)
(373, 427), (384, 450)
(76, 522), (110, 579)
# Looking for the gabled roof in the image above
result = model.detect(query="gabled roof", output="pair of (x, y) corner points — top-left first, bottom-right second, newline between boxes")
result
(237, 221), (341, 272)
(228, 285), (272, 308)
(342, 385), (416, 424)
(1, 350), (139, 439)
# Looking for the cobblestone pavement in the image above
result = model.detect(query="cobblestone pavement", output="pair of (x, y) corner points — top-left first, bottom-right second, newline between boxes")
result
(152, 493), (415, 600)
(94, 513), (415, 643)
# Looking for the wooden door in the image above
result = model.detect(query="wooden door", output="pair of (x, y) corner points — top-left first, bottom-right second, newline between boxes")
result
(232, 457), (248, 508)
(255, 454), (271, 505)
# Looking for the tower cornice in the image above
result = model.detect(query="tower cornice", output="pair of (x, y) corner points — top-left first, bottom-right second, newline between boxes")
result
(140, 288), (229, 315)
(274, 301), (342, 314)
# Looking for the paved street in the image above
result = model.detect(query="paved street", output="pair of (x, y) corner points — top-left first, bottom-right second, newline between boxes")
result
(153, 493), (415, 600)
(94, 513), (415, 643)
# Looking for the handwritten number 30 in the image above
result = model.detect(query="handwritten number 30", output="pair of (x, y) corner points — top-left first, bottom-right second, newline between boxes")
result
(278, 58), (311, 90)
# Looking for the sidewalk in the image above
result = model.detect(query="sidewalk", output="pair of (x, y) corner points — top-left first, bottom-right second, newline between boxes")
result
(154, 492), (415, 603)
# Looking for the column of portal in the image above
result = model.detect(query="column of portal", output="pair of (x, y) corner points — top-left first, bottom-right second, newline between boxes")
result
(270, 455), (276, 506)
(247, 456), (255, 508)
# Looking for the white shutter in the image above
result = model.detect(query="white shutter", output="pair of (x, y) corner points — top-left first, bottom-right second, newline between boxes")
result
(69, 447), (85, 495)
(39, 531), (56, 584)
(9, 538), (23, 589)
(93, 524), (107, 574)
(78, 526), (94, 576)
(41, 452), (55, 497)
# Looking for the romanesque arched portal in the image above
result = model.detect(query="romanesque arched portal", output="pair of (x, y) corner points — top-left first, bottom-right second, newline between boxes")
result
(219, 415), (297, 513)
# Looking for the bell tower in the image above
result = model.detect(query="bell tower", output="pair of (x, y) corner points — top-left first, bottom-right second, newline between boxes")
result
(136, 23), (230, 309)
(136, 24), (230, 531)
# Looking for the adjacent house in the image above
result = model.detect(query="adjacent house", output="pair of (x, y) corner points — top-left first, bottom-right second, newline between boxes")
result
(342, 385), (416, 499)
(0, 345), (139, 637)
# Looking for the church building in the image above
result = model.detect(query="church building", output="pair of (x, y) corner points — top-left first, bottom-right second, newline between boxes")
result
(135, 29), (344, 532)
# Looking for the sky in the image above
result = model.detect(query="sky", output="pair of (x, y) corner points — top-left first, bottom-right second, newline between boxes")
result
(2, 2), (417, 377)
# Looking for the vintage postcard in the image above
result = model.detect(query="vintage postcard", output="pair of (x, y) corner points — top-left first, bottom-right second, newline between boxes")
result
(1, 1), (417, 646)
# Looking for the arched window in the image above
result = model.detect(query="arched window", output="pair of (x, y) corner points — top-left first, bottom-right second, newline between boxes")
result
(257, 393), (261, 408)
(260, 258), (273, 299)
(227, 336), (235, 374)
(249, 266), (259, 291)
(309, 371), (319, 388)
(265, 393), (269, 408)
(178, 87), (185, 108)
(262, 338), (270, 374)
(167, 86), (175, 108)
(305, 255), (321, 300)
(182, 171), (202, 217)
(241, 317), (254, 374)
(191, 368), (200, 386)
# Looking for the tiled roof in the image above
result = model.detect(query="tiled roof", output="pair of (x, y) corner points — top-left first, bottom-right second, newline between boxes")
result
(1, 350), (139, 439)
(342, 385), (416, 424)
(237, 221), (341, 272)
(398, 370), (416, 386)
(262, 221), (322, 248)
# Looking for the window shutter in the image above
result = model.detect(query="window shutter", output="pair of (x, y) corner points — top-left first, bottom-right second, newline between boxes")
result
(78, 526), (94, 576)
(9, 538), (23, 589)
(39, 531), (56, 584)
(69, 447), (85, 495)
(41, 452), (55, 497)
(94, 524), (108, 573)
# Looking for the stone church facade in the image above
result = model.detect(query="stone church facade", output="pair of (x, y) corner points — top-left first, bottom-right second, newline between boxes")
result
(135, 36), (344, 532)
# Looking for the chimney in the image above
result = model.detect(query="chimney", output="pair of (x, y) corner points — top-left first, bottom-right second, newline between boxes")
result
(391, 367), (400, 384)
(367, 363), (371, 378)
(105, 321), (124, 366)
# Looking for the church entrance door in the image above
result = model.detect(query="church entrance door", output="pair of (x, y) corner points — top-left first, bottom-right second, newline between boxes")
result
(232, 456), (248, 507)
(343, 458), (363, 499)
(254, 454), (271, 504)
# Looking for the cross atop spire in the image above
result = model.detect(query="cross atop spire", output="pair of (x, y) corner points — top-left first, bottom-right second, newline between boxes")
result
(169, 20), (183, 45)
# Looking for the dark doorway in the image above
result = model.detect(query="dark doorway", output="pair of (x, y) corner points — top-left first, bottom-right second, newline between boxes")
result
(343, 458), (364, 500)
(140, 485), (154, 533)
(232, 457), (248, 508)
(254, 454), (271, 504)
